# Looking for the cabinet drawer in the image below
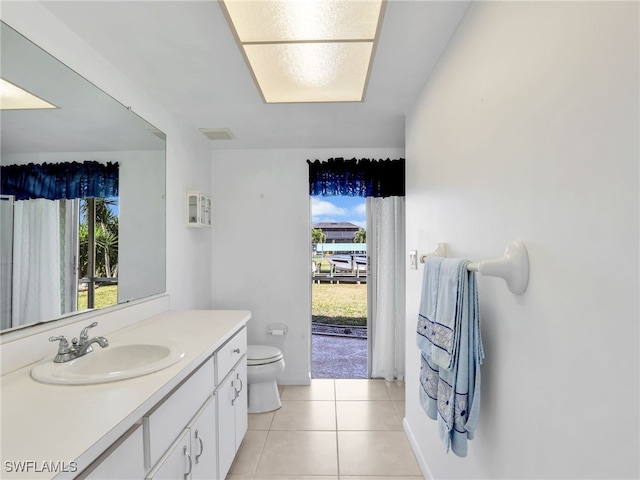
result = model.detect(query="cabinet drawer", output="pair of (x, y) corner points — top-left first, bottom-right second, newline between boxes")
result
(78, 423), (144, 479)
(215, 327), (246, 385)
(143, 357), (214, 469)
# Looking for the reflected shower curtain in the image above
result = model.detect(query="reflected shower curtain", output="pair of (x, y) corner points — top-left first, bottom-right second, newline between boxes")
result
(12, 199), (61, 327)
(369, 196), (406, 380)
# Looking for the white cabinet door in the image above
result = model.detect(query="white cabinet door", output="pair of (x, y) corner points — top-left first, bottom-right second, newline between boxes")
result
(217, 356), (248, 479)
(217, 371), (236, 479)
(233, 360), (248, 452)
(189, 395), (217, 480)
(147, 397), (217, 480)
(146, 429), (191, 480)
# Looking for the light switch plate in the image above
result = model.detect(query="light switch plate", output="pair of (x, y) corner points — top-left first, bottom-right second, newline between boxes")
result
(409, 250), (418, 270)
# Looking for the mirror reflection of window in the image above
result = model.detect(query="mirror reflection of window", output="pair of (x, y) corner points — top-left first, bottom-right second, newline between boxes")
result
(78, 197), (119, 312)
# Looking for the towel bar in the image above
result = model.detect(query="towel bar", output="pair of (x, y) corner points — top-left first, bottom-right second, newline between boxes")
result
(420, 241), (529, 295)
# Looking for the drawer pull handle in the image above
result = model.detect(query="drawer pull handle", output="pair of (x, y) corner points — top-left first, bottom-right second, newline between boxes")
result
(231, 379), (237, 405)
(183, 446), (192, 480)
(234, 375), (243, 395)
(233, 348), (241, 354)
(195, 429), (204, 464)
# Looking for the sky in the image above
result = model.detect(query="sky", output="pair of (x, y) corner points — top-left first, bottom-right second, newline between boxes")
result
(311, 195), (366, 229)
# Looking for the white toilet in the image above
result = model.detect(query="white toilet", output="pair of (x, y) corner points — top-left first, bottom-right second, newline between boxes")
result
(246, 345), (285, 413)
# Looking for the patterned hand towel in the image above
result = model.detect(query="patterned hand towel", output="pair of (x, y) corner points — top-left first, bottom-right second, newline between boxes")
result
(417, 258), (484, 457)
(418, 258), (467, 370)
(417, 256), (444, 355)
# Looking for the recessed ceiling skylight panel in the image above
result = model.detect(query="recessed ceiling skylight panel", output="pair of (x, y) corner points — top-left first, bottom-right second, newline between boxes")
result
(221, 0), (384, 103)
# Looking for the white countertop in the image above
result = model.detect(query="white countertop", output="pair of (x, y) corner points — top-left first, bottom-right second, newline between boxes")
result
(0, 309), (250, 479)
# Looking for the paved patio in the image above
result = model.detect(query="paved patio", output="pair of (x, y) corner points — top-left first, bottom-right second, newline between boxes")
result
(311, 333), (367, 379)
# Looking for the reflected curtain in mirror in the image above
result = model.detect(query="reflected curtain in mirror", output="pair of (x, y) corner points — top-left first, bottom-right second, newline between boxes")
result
(11, 199), (62, 327)
(1, 161), (119, 200)
(0, 161), (118, 329)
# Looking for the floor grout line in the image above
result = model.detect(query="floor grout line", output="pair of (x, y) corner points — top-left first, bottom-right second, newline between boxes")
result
(333, 379), (341, 478)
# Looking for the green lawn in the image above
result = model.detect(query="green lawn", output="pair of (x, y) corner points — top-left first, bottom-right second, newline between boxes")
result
(77, 285), (118, 311)
(312, 283), (367, 326)
(76, 282), (365, 327)
(313, 257), (333, 274)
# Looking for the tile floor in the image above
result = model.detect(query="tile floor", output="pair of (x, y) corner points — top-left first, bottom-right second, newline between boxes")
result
(226, 379), (424, 480)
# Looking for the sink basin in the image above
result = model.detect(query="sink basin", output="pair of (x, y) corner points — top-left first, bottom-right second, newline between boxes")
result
(31, 343), (185, 385)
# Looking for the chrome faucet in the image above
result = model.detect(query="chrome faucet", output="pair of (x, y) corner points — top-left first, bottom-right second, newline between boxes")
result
(77, 335), (109, 356)
(49, 321), (109, 363)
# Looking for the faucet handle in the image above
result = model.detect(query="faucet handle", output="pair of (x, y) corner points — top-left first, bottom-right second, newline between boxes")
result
(49, 335), (76, 363)
(49, 335), (71, 354)
(79, 322), (98, 343)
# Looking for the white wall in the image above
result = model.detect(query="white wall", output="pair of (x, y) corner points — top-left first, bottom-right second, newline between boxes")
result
(0, 2), (213, 315)
(404, 2), (639, 479)
(211, 147), (403, 384)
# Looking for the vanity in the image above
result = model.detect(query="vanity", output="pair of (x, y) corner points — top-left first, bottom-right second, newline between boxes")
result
(0, 309), (250, 479)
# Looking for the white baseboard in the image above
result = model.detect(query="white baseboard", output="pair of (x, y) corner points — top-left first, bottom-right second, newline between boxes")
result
(276, 371), (311, 386)
(404, 417), (433, 480)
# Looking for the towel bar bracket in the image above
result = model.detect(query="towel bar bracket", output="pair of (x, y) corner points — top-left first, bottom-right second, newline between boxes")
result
(419, 241), (529, 295)
(478, 241), (529, 294)
(419, 243), (447, 263)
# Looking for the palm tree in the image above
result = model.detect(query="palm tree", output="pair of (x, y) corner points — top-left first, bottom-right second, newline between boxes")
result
(95, 224), (118, 277)
(353, 228), (366, 243)
(79, 197), (118, 279)
(311, 228), (327, 244)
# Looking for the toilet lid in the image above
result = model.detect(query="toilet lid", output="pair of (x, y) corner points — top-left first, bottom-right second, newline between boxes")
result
(247, 345), (283, 365)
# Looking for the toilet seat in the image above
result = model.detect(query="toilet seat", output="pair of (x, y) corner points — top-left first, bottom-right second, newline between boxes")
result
(247, 345), (283, 366)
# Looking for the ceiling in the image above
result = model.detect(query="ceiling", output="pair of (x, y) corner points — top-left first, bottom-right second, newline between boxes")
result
(40, 0), (470, 150)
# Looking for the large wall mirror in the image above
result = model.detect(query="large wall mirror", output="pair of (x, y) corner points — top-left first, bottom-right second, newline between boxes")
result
(0, 21), (166, 333)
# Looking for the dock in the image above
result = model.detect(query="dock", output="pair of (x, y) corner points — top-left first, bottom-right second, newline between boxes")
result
(312, 273), (367, 284)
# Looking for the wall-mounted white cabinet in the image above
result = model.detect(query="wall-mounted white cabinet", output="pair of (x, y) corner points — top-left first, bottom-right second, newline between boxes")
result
(186, 191), (211, 227)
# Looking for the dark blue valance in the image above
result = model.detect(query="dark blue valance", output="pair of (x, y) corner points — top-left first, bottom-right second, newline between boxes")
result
(0, 161), (119, 201)
(308, 157), (405, 198)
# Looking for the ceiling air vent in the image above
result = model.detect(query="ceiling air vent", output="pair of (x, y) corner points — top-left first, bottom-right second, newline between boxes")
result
(200, 128), (234, 141)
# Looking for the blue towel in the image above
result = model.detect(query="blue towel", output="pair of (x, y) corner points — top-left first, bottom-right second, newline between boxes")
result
(416, 256), (443, 356)
(417, 258), (466, 369)
(416, 257), (484, 457)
